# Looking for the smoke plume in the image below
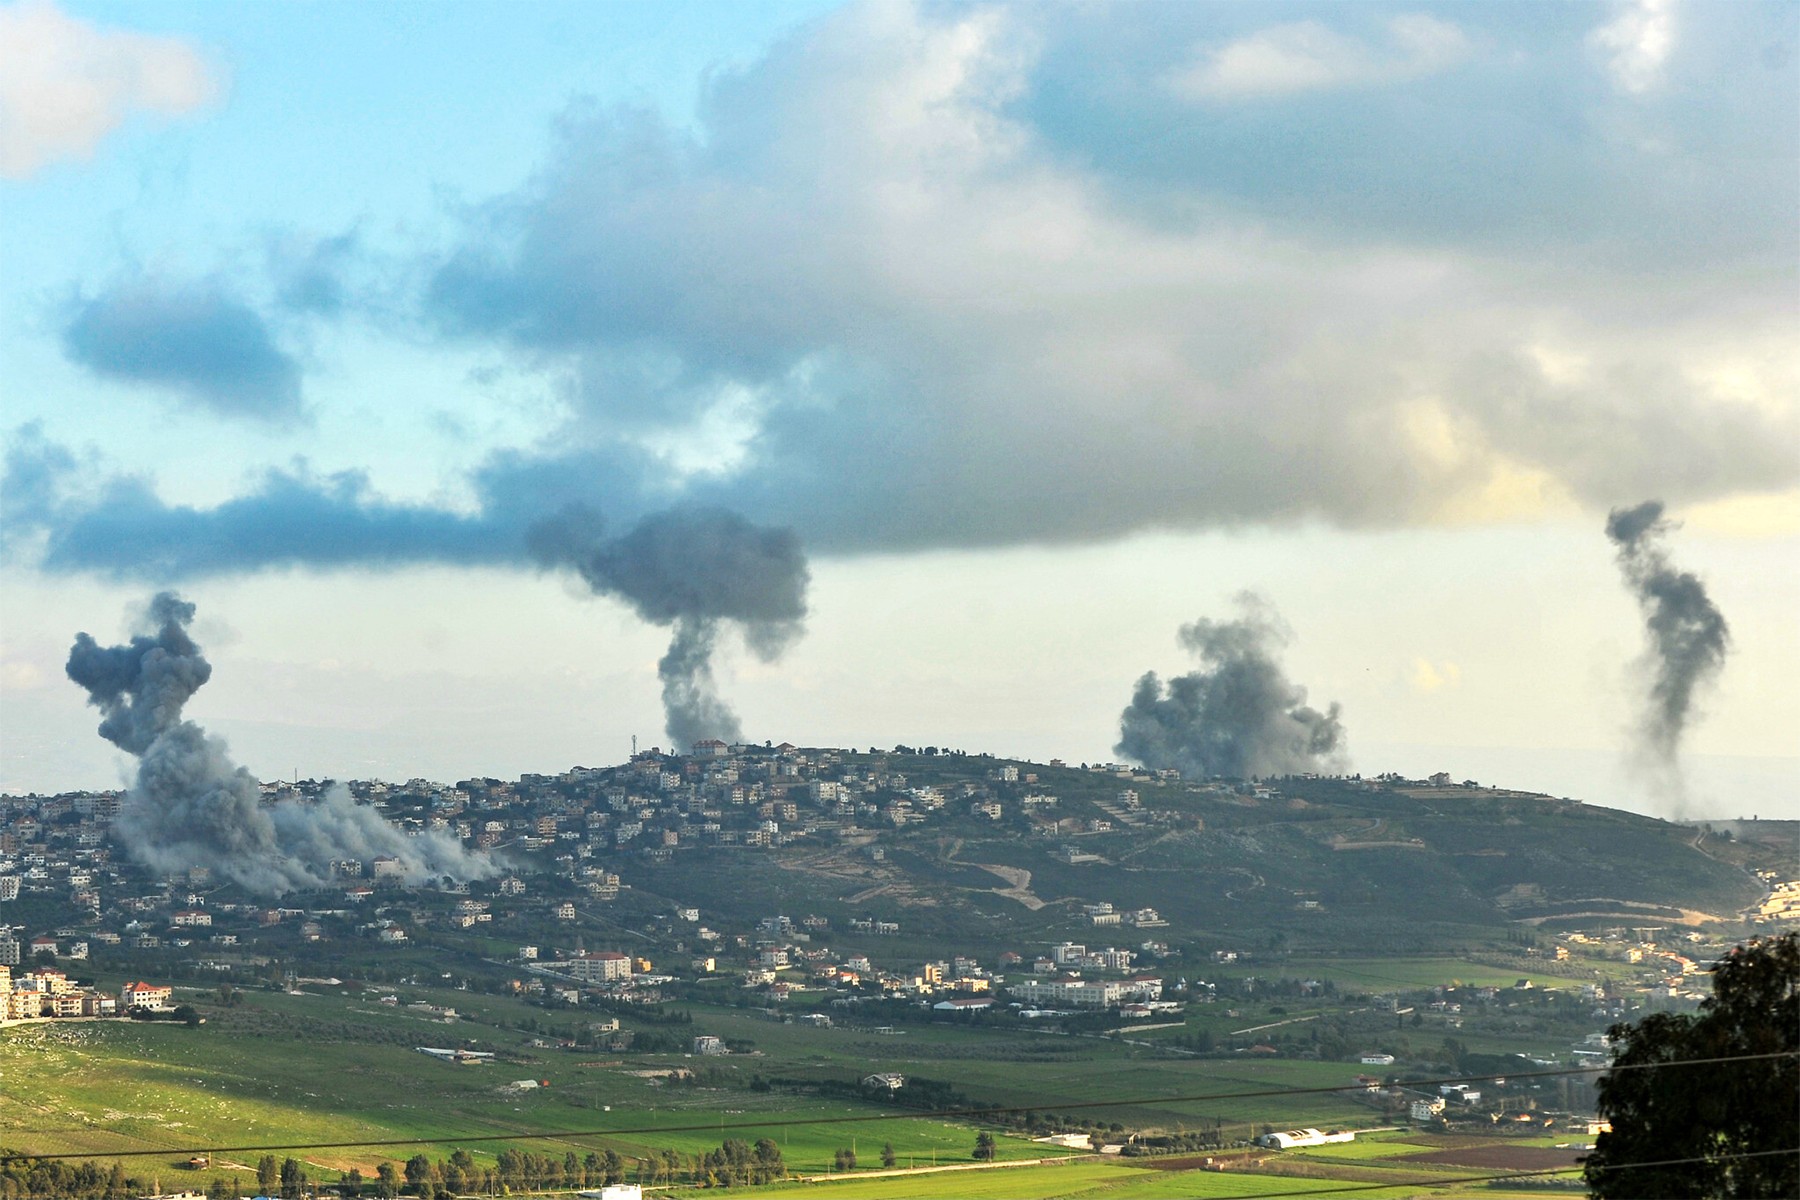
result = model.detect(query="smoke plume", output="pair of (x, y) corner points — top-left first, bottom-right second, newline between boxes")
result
(1605, 500), (1730, 809)
(529, 505), (809, 748)
(66, 593), (494, 895)
(1117, 595), (1345, 779)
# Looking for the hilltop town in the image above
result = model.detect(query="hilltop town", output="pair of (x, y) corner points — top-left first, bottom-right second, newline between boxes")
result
(4, 743), (1791, 1060)
(3, 740), (1796, 1200)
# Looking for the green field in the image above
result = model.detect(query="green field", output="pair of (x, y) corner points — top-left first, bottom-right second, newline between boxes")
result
(0, 979), (1593, 1200)
(750, 1157), (1579, 1199)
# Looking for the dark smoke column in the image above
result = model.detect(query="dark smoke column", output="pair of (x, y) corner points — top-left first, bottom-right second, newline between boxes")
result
(67, 593), (493, 894)
(67, 593), (286, 884)
(1116, 594), (1345, 779)
(1605, 501), (1730, 811)
(530, 505), (809, 748)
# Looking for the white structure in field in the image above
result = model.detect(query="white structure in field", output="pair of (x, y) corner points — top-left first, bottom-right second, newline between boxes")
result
(1257, 1129), (1355, 1150)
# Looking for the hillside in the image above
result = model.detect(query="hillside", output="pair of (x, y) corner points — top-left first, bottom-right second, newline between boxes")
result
(587, 751), (1773, 955)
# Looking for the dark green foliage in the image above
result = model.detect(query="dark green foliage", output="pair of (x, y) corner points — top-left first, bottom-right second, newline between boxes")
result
(278, 1156), (305, 1200)
(1583, 932), (1798, 1199)
(973, 1130), (996, 1160)
(0, 1155), (134, 1200)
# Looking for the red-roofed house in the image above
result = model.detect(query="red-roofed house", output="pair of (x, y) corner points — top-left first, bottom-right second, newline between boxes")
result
(121, 982), (172, 1010)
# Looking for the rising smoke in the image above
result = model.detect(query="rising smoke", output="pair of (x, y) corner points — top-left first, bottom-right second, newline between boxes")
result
(529, 505), (809, 748)
(1117, 595), (1345, 779)
(1605, 500), (1730, 810)
(66, 593), (494, 895)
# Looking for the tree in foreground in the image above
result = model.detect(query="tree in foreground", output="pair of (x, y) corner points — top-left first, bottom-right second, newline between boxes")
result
(973, 1131), (997, 1161)
(1583, 932), (1797, 1199)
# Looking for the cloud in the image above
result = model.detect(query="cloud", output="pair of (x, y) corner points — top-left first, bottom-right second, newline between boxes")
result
(270, 230), (362, 316)
(1171, 13), (1470, 100)
(63, 280), (305, 424)
(1411, 658), (1462, 693)
(1591, 0), (1677, 94)
(0, 0), (221, 179)
(6, 0), (1797, 581)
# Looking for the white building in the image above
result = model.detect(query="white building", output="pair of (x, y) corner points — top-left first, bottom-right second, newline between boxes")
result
(565, 951), (632, 982)
(1258, 1129), (1355, 1150)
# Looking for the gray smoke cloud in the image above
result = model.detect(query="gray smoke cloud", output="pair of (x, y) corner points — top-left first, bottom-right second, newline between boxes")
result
(1117, 595), (1345, 780)
(529, 505), (809, 748)
(66, 593), (495, 895)
(1605, 500), (1731, 810)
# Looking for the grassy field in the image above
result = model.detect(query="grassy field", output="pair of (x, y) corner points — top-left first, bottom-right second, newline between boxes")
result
(2, 957), (1595, 1198)
(748, 1156), (1581, 1199)
(1264, 957), (1558, 992)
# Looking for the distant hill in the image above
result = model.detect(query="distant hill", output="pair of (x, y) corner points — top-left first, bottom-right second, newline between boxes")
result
(621, 751), (1776, 953)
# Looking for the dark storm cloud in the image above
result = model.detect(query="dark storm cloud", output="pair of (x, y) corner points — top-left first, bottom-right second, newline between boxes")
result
(2, 434), (656, 579)
(63, 279), (305, 424)
(65, 592), (495, 894)
(1117, 595), (1345, 779)
(8, 2), (1797, 579)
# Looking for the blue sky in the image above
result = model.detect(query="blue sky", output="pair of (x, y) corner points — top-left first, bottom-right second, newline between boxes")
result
(2, 0), (1795, 817)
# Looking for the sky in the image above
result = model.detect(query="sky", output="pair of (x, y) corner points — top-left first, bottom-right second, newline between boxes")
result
(1, 0), (1795, 820)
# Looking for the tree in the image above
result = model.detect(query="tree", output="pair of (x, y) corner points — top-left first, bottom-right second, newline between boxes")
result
(752, 1138), (785, 1184)
(374, 1162), (400, 1200)
(1584, 932), (1798, 1199)
(342, 1168), (364, 1198)
(106, 1163), (128, 1200)
(973, 1131), (996, 1161)
(278, 1157), (303, 1200)
(881, 1143), (897, 1169)
(256, 1156), (278, 1196)
(833, 1148), (856, 1172)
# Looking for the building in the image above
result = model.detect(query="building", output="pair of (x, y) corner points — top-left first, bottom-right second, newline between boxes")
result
(565, 951), (632, 983)
(1258, 1129), (1355, 1150)
(121, 982), (173, 1010)
(932, 996), (993, 1012)
(692, 1035), (727, 1055)
(861, 1072), (905, 1090)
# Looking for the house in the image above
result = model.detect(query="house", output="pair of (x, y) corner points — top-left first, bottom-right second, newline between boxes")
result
(578, 1185), (642, 1200)
(121, 982), (172, 1010)
(1359, 1053), (1395, 1066)
(932, 996), (993, 1012)
(692, 1035), (727, 1055)
(861, 1072), (905, 1090)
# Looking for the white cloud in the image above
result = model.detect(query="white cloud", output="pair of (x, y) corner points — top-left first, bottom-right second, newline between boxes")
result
(1590, 0), (1677, 95)
(1411, 658), (1462, 693)
(1172, 13), (1469, 100)
(0, 0), (221, 179)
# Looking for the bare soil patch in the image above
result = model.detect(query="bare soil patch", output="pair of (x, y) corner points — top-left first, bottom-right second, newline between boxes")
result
(1400, 1144), (1583, 1170)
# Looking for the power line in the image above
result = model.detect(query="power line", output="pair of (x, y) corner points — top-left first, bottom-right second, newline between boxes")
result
(4, 1051), (1791, 1164)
